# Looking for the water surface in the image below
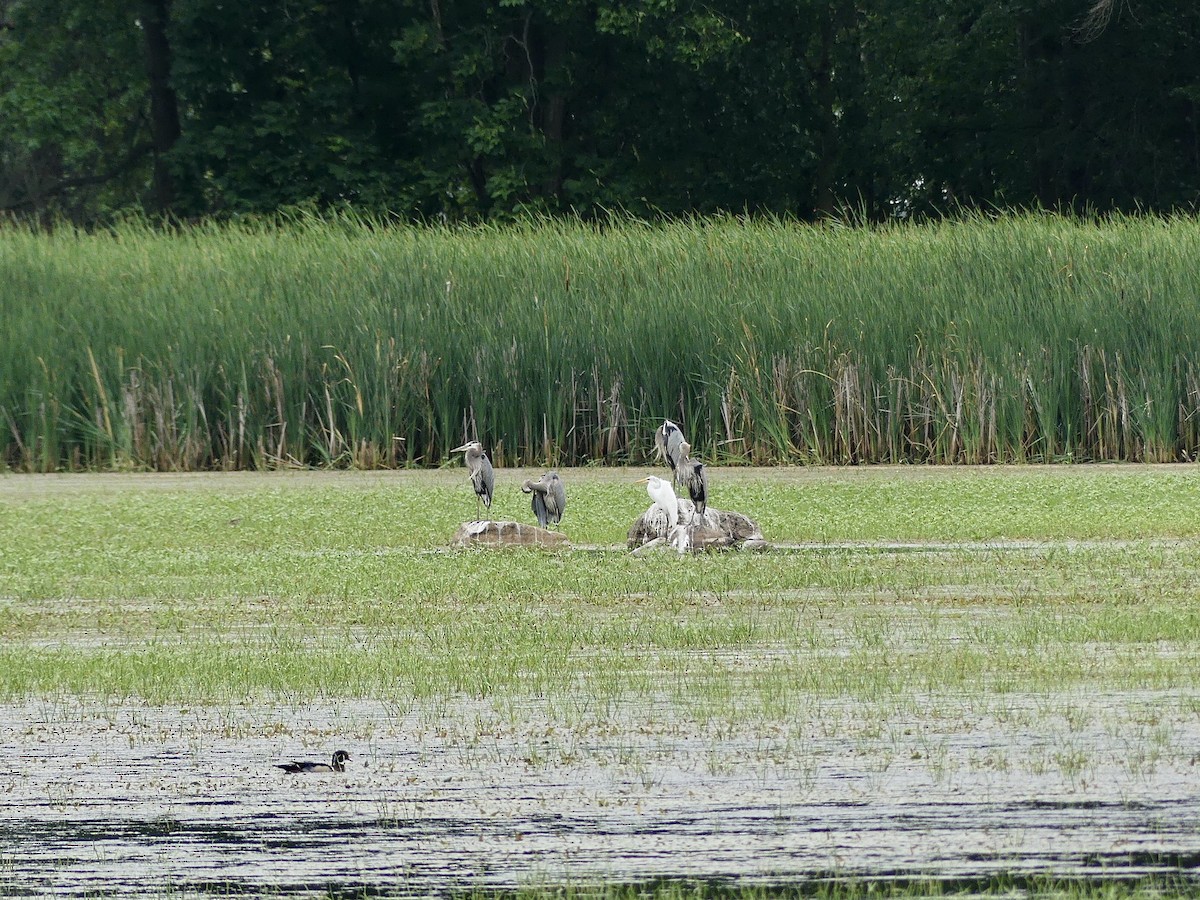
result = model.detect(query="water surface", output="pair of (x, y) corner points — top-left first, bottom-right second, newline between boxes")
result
(3, 692), (1199, 896)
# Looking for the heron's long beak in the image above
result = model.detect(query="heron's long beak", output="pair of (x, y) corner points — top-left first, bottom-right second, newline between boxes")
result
(450, 443), (471, 453)
(635, 477), (650, 484)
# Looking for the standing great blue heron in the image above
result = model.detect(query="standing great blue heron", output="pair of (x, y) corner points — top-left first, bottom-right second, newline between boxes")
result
(451, 441), (494, 519)
(521, 471), (566, 529)
(673, 439), (707, 521)
(655, 419), (685, 471)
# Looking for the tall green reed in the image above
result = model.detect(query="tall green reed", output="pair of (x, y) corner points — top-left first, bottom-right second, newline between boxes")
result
(2, 212), (1199, 470)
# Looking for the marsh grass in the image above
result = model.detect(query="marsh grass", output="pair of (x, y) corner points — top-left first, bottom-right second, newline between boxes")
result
(8, 489), (1197, 900)
(4, 214), (1200, 471)
(1, 467), (1199, 708)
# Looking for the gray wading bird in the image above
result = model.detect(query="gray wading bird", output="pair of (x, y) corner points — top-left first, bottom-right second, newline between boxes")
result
(673, 440), (708, 521)
(521, 471), (566, 529)
(276, 750), (351, 773)
(655, 419), (685, 471)
(452, 441), (494, 518)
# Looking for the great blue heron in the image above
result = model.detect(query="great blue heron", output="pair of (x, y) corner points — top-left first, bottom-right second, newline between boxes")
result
(276, 750), (351, 773)
(673, 440), (707, 521)
(655, 419), (685, 470)
(451, 441), (494, 518)
(521, 471), (566, 529)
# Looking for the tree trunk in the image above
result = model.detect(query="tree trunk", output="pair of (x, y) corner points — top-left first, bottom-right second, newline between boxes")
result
(811, 9), (839, 219)
(535, 24), (568, 202)
(140, 0), (181, 213)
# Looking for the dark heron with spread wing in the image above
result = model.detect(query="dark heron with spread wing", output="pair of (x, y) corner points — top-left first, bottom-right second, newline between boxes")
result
(521, 471), (566, 529)
(276, 750), (351, 773)
(655, 419), (686, 471)
(673, 439), (708, 521)
(451, 441), (494, 518)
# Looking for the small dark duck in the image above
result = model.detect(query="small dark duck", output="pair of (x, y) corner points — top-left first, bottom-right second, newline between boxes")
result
(275, 749), (351, 773)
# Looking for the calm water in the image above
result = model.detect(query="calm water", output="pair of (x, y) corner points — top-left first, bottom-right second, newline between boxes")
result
(2, 694), (1199, 896)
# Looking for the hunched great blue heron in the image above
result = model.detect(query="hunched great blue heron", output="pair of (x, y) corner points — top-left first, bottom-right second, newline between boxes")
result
(655, 419), (685, 471)
(451, 441), (494, 519)
(521, 471), (566, 529)
(276, 750), (351, 773)
(673, 440), (708, 520)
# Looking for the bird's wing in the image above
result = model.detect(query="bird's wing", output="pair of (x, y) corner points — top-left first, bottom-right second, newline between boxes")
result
(550, 479), (566, 518)
(654, 425), (668, 463)
(665, 430), (684, 470)
(531, 492), (549, 527)
(277, 760), (326, 772)
(478, 457), (495, 507)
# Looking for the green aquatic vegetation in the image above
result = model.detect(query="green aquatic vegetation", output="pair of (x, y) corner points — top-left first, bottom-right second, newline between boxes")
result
(5, 214), (1200, 470)
(1, 467), (1199, 709)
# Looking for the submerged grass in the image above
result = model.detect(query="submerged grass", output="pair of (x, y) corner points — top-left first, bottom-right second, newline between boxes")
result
(6, 466), (1200, 893)
(4, 213), (1200, 470)
(1, 467), (1199, 708)
(461, 875), (1200, 900)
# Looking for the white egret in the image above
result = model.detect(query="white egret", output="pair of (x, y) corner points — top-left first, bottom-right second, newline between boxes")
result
(636, 474), (691, 552)
(637, 475), (678, 531)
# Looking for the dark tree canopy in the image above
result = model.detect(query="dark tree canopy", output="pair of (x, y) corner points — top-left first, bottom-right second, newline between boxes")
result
(2, 0), (1198, 224)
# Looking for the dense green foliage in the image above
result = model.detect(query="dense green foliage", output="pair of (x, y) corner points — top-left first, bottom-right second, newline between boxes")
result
(3, 214), (1200, 470)
(2, 1), (1199, 222)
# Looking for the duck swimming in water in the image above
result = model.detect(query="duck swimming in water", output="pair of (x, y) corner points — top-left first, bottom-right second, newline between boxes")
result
(275, 749), (351, 773)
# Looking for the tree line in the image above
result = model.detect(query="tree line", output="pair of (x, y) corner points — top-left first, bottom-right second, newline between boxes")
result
(2, 0), (1198, 225)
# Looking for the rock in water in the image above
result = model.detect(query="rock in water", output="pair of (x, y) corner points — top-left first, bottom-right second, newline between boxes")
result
(452, 520), (569, 548)
(709, 508), (766, 548)
(627, 501), (766, 552)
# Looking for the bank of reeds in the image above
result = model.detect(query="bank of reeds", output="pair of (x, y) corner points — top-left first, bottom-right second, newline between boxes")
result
(2, 213), (1199, 470)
